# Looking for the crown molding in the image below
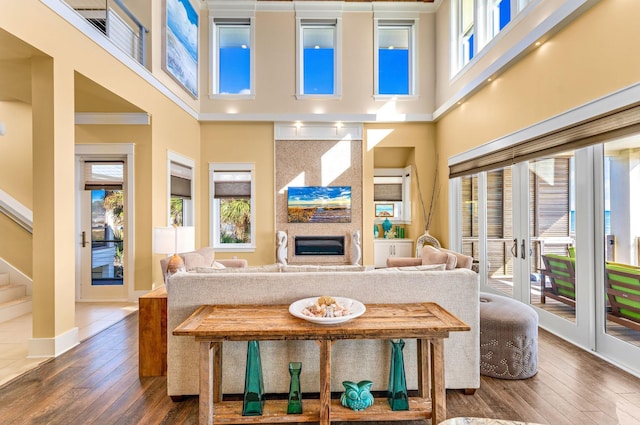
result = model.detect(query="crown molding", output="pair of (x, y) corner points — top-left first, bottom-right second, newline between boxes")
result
(199, 112), (432, 123)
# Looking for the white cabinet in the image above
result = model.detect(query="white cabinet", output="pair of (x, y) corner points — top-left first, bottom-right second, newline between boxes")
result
(374, 239), (413, 268)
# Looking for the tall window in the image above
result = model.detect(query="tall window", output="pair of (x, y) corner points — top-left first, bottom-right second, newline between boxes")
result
(211, 18), (254, 97)
(376, 21), (415, 96)
(297, 19), (341, 97)
(453, 0), (532, 74)
(460, 0), (475, 67)
(169, 160), (193, 227)
(491, 0), (512, 38)
(210, 163), (255, 250)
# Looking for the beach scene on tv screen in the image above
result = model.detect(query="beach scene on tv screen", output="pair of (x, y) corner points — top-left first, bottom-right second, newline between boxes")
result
(288, 186), (351, 223)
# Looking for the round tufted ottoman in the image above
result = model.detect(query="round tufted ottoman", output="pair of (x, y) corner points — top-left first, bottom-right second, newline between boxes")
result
(479, 292), (538, 379)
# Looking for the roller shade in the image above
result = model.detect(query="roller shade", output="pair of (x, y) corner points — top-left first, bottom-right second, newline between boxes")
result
(84, 161), (124, 190)
(170, 161), (192, 199)
(374, 176), (403, 201)
(214, 171), (251, 198)
(449, 104), (640, 178)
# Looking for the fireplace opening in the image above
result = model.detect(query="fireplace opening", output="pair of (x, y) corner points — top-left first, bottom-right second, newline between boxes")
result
(294, 236), (345, 256)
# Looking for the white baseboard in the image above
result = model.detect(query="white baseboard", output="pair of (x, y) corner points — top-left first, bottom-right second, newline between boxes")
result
(27, 327), (80, 358)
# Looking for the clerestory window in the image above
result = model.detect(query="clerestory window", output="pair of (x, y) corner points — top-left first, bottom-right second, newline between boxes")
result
(211, 17), (254, 98)
(375, 21), (416, 97)
(296, 18), (342, 98)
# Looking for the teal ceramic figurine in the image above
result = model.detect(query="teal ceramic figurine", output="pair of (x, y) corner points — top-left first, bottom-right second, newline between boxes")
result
(340, 380), (374, 411)
(382, 218), (392, 237)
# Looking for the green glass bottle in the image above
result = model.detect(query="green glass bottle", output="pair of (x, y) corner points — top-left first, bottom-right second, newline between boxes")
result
(242, 340), (265, 416)
(387, 339), (409, 411)
(287, 362), (303, 414)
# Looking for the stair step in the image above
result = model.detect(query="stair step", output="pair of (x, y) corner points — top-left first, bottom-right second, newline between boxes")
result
(0, 284), (27, 304)
(0, 296), (32, 323)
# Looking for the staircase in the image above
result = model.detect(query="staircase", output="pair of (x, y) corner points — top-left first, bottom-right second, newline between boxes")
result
(0, 270), (32, 323)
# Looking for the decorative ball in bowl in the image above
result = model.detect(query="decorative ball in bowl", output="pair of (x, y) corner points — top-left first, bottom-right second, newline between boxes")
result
(289, 296), (366, 325)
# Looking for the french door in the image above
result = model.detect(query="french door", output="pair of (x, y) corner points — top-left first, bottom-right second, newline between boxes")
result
(75, 144), (135, 302)
(453, 143), (640, 374)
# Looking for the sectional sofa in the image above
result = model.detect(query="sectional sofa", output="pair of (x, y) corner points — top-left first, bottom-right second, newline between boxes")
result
(165, 264), (480, 398)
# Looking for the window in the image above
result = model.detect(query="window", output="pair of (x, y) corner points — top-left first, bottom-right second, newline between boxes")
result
(460, 0), (475, 67)
(375, 21), (415, 97)
(169, 160), (193, 227)
(373, 167), (412, 223)
(491, 0), (512, 38)
(452, 0), (531, 74)
(210, 163), (255, 251)
(211, 18), (254, 97)
(297, 18), (341, 98)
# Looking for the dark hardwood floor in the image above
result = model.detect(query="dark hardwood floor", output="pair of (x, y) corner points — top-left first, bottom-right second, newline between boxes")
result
(1, 312), (639, 425)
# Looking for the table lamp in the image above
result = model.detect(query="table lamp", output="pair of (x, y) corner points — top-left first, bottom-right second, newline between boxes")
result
(153, 226), (195, 275)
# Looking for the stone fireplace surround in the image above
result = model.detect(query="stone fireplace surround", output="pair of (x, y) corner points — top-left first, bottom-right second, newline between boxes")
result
(275, 134), (363, 265)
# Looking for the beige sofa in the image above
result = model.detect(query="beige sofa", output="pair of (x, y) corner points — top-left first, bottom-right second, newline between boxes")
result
(166, 266), (480, 397)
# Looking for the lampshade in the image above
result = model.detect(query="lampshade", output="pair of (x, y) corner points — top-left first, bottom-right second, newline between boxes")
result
(153, 226), (196, 276)
(153, 226), (195, 255)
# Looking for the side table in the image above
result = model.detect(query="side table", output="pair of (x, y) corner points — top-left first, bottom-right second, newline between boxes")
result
(138, 285), (167, 377)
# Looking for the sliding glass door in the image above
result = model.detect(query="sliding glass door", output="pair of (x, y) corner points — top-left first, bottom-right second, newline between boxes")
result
(453, 141), (640, 373)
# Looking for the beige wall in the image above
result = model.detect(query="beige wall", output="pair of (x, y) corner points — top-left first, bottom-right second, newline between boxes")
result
(199, 9), (436, 116)
(435, 0), (640, 244)
(200, 122), (275, 266)
(363, 123), (437, 263)
(0, 101), (32, 208)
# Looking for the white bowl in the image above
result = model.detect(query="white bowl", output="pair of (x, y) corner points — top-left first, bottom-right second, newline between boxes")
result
(289, 296), (366, 325)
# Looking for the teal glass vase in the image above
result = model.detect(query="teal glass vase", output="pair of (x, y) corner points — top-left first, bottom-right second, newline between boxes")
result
(387, 339), (409, 411)
(242, 340), (265, 416)
(287, 362), (303, 414)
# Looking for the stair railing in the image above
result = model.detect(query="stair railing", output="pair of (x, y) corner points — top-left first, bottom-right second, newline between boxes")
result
(0, 189), (32, 234)
(67, 0), (148, 67)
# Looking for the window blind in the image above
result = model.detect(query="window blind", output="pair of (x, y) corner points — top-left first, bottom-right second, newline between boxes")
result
(213, 171), (251, 198)
(170, 161), (192, 199)
(449, 104), (640, 178)
(84, 161), (124, 190)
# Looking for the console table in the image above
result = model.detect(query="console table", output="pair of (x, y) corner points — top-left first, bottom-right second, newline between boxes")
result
(173, 302), (469, 425)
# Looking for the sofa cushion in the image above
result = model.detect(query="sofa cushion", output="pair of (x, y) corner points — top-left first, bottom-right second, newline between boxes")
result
(421, 245), (457, 270)
(196, 264), (281, 273)
(439, 248), (473, 269)
(376, 264), (446, 272)
(281, 265), (367, 273)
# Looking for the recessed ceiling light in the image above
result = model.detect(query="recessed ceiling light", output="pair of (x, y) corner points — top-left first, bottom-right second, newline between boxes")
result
(535, 41), (541, 47)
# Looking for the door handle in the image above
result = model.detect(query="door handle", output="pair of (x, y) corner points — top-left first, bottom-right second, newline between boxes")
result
(511, 238), (518, 258)
(81, 231), (87, 248)
(521, 239), (526, 260)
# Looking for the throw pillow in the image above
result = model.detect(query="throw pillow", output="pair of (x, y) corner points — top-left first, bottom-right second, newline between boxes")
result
(211, 261), (226, 269)
(439, 248), (473, 269)
(182, 252), (214, 271)
(421, 245), (457, 270)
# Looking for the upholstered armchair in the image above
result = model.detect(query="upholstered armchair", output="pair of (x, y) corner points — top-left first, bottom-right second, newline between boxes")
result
(386, 245), (474, 270)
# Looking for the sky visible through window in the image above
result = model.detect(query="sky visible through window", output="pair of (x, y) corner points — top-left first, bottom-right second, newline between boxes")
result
(219, 47), (250, 94)
(304, 48), (334, 95)
(379, 49), (409, 95)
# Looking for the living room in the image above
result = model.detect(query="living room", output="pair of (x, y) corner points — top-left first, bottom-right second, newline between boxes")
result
(0, 0), (640, 423)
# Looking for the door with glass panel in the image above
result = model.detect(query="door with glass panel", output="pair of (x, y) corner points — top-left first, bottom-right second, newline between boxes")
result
(79, 161), (128, 300)
(459, 153), (589, 346)
(596, 136), (640, 367)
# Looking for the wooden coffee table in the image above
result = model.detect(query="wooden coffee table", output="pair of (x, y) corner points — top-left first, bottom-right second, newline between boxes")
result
(173, 302), (470, 425)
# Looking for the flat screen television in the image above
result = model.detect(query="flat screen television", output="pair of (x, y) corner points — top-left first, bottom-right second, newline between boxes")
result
(287, 186), (351, 223)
